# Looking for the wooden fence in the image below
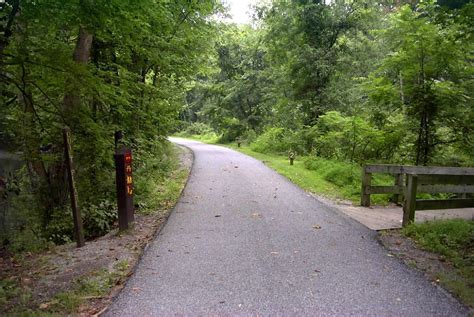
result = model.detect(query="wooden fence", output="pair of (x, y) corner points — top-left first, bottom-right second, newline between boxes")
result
(360, 164), (474, 226)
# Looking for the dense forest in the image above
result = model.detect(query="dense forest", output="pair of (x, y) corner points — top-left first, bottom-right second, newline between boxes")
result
(0, 0), (222, 248)
(1, 0), (473, 248)
(182, 0), (473, 168)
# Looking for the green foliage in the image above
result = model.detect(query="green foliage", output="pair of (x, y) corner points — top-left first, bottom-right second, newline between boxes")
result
(182, 25), (271, 137)
(402, 219), (474, 267)
(1, 0), (221, 248)
(180, 122), (216, 137)
(218, 118), (247, 143)
(366, 4), (473, 165)
(43, 208), (74, 245)
(181, 1), (473, 171)
(133, 141), (181, 213)
(82, 200), (116, 239)
(305, 111), (407, 163)
(250, 128), (303, 154)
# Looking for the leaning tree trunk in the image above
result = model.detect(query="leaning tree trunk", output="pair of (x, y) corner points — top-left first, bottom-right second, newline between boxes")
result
(63, 27), (93, 115)
(43, 26), (94, 216)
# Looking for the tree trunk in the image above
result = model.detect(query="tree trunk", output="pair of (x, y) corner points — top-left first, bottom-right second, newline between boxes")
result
(0, 0), (20, 64)
(63, 27), (93, 115)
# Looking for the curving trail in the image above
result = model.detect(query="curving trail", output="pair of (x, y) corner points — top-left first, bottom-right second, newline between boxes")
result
(105, 138), (468, 316)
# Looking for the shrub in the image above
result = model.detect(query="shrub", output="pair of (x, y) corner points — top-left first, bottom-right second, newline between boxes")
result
(241, 129), (257, 144)
(219, 118), (246, 143)
(250, 127), (303, 154)
(304, 111), (406, 163)
(181, 122), (215, 136)
(82, 200), (117, 239)
(303, 155), (392, 204)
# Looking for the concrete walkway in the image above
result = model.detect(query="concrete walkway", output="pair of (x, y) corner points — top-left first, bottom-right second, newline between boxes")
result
(105, 139), (468, 316)
(323, 200), (474, 230)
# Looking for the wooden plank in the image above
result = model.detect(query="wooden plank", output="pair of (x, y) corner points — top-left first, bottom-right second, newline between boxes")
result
(365, 164), (474, 175)
(366, 186), (403, 194)
(393, 173), (404, 205)
(416, 199), (474, 211)
(403, 174), (418, 227)
(360, 168), (372, 207)
(417, 185), (474, 194)
(365, 165), (403, 174)
(403, 166), (474, 175)
(417, 174), (474, 185)
(367, 184), (474, 195)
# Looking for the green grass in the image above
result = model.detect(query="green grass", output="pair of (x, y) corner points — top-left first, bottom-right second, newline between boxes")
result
(402, 219), (474, 308)
(402, 219), (473, 266)
(212, 141), (392, 204)
(226, 144), (350, 200)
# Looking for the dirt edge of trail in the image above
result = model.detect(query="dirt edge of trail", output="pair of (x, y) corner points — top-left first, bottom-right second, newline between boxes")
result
(0, 145), (193, 316)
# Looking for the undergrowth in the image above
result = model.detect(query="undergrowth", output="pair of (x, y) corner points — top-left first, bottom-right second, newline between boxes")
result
(402, 219), (474, 267)
(402, 219), (474, 308)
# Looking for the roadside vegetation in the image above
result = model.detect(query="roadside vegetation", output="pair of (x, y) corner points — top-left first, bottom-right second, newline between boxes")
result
(1, 0), (473, 313)
(2, 141), (185, 252)
(1, 1), (222, 254)
(386, 220), (474, 309)
(0, 144), (191, 316)
(177, 2), (473, 302)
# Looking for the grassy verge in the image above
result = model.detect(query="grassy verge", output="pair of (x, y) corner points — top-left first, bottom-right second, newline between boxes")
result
(179, 135), (392, 205)
(402, 219), (474, 308)
(227, 143), (354, 201)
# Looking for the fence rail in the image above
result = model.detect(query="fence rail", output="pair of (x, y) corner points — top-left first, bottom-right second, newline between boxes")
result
(361, 164), (474, 227)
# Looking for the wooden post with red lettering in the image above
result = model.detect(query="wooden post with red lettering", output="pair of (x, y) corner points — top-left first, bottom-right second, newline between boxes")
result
(114, 147), (134, 231)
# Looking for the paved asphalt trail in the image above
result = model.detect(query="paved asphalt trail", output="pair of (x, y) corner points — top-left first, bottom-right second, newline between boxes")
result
(106, 138), (468, 316)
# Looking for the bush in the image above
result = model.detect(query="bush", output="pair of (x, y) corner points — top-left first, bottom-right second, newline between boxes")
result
(241, 129), (257, 144)
(44, 208), (74, 245)
(219, 118), (246, 143)
(304, 156), (361, 197)
(82, 200), (117, 238)
(304, 111), (406, 163)
(303, 156), (393, 204)
(180, 122), (215, 136)
(250, 127), (303, 154)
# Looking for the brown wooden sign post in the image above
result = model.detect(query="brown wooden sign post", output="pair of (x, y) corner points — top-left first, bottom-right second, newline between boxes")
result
(63, 127), (85, 248)
(114, 147), (134, 230)
(289, 151), (295, 165)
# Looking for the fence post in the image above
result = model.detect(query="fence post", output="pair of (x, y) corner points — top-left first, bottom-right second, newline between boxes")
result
(63, 127), (85, 248)
(402, 174), (418, 227)
(361, 165), (372, 207)
(393, 173), (404, 205)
